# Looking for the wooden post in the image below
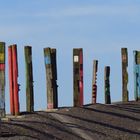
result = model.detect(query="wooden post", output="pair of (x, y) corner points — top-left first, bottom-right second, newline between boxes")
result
(8, 45), (19, 115)
(92, 60), (98, 104)
(104, 66), (111, 104)
(0, 42), (5, 117)
(51, 49), (58, 108)
(121, 48), (129, 102)
(133, 51), (140, 101)
(73, 48), (83, 107)
(44, 48), (58, 109)
(25, 46), (34, 112)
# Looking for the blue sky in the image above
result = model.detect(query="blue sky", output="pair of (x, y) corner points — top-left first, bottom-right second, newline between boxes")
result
(0, 0), (140, 113)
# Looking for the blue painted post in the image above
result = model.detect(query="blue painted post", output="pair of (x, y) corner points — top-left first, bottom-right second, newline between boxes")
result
(133, 51), (140, 101)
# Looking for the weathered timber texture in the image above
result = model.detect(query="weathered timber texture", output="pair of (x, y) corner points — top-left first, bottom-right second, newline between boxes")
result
(73, 48), (83, 107)
(92, 60), (98, 104)
(133, 51), (140, 101)
(121, 48), (129, 102)
(8, 45), (19, 115)
(44, 48), (58, 109)
(0, 42), (5, 117)
(25, 46), (34, 112)
(104, 66), (111, 104)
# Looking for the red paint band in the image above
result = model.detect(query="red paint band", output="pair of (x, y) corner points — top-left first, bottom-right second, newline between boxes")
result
(0, 64), (5, 70)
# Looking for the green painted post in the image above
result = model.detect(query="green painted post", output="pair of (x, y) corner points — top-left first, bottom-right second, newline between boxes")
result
(25, 46), (34, 112)
(44, 48), (58, 109)
(0, 42), (5, 117)
(104, 66), (111, 104)
(121, 48), (129, 102)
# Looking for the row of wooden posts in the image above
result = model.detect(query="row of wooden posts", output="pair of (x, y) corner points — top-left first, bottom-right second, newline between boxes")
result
(0, 42), (140, 117)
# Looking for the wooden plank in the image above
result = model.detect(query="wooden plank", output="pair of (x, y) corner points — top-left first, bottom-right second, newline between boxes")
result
(44, 48), (58, 109)
(92, 60), (98, 104)
(73, 48), (83, 107)
(0, 42), (5, 117)
(121, 48), (129, 102)
(25, 46), (34, 112)
(133, 51), (140, 101)
(104, 66), (111, 104)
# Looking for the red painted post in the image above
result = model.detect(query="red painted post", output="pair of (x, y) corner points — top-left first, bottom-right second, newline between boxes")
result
(12, 45), (19, 115)
(8, 47), (14, 115)
(79, 49), (83, 106)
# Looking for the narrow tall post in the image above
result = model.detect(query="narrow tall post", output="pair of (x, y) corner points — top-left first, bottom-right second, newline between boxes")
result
(104, 66), (111, 104)
(25, 46), (34, 112)
(8, 45), (19, 115)
(8, 47), (14, 115)
(0, 42), (5, 117)
(92, 60), (98, 104)
(121, 48), (129, 102)
(133, 51), (140, 101)
(73, 48), (83, 107)
(44, 48), (58, 109)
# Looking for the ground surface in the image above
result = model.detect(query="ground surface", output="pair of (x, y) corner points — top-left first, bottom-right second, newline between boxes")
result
(0, 101), (140, 140)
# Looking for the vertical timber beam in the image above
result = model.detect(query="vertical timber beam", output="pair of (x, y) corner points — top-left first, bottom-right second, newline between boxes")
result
(133, 51), (140, 101)
(0, 42), (5, 117)
(73, 48), (83, 107)
(92, 60), (98, 104)
(12, 45), (19, 115)
(104, 66), (111, 104)
(121, 48), (129, 102)
(25, 46), (34, 112)
(9, 45), (19, 115)
(8, 46), (14, 115)
(44, 48), (58, 109)
(79, 49), (83, 106)
(51, 49), (58, 108)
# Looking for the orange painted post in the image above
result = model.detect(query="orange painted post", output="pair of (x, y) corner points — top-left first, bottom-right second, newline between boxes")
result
(8, 45), (19, 115)
(8, 46), (14, 115)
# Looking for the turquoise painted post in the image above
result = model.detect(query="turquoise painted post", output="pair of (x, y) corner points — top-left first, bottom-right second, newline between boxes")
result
(133, 51), (140, 101)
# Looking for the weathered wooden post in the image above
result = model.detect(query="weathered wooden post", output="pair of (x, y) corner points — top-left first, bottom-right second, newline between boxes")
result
(104, 66), (111, 104)
(8, 44), (20, 115)
(44, 48), (58, 109)
(0, 42), (5, 117)
(92, 60), (98, 104)
(73, 48), (83, 107)
(25, 46), (34, 112)
(121, 48), (129, 102)
(133, 51), (140, 101)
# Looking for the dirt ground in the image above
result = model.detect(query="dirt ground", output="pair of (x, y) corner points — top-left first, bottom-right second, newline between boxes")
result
(0, 101), (140, 140)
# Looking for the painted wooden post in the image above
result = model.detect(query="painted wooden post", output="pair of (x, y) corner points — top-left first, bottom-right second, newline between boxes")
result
(8, 47), (14, 115)
(44, 48), (58, 109)
(0, 42), (5, 117)
(133, 51), (140, 101)
(92, 60), (98, 104)
(121, 48), (129, 102)
(104, 66), (111, 104)
(8, 45), (19, 115)
(25, 46), (34, 112)
(73, 48), (83, 107)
